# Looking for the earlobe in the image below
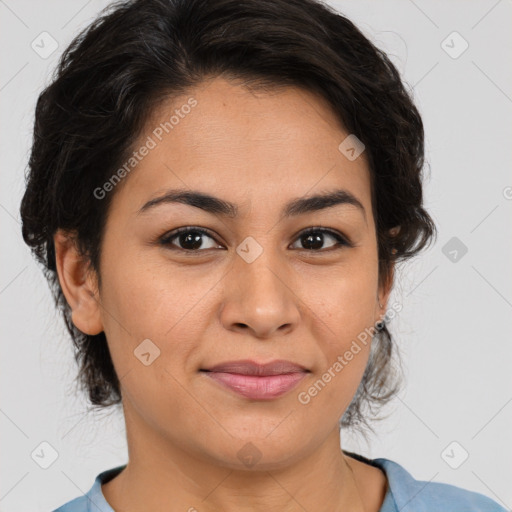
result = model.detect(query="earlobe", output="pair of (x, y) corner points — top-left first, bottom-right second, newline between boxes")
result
(376, 261), (395, 324)
(53, 230), (104, 335)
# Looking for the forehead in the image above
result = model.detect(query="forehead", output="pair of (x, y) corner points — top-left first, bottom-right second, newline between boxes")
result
(109, 77), (372, 221)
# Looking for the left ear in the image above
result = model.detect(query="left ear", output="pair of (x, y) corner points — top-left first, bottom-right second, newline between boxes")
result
(376, 260), (395, 323)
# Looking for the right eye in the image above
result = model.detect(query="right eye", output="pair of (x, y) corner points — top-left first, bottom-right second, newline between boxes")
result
(159, 226), (224, 253)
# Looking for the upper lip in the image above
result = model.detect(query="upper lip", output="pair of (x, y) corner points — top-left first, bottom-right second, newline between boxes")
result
(202, 359), (309, 376)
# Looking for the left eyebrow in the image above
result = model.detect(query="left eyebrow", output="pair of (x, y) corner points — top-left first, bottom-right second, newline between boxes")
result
(137, 187), (367, 224)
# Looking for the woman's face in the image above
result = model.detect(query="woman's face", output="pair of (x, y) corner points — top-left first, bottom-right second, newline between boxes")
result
(67, 77), (391, 469)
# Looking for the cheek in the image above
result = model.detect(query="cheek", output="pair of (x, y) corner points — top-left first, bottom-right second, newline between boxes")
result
(304, 260), (379, 342)
(299, 278), (377, 418)
(298, 259), (378, 411)
(98, 251), (217, 372)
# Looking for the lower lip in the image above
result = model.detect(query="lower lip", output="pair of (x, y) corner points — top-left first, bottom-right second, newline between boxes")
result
(203, 371), (307, 400)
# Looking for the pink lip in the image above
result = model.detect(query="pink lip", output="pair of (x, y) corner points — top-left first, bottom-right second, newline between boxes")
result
(203, 372), (307, 400)
(201, 359), (309, 400)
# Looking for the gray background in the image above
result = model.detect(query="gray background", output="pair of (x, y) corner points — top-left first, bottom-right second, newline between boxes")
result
(1, 0), (511, 510)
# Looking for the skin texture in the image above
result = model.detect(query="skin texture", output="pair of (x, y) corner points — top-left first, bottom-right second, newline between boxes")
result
(54, 77), (392, 512)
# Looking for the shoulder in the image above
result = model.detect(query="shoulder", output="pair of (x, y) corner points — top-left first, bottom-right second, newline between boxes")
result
(52, 495), (90, 512)
(374, 457), (508, 512)
(51, 465), (125, 512)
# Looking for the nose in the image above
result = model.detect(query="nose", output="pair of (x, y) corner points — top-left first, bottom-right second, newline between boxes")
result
(219, 250), (301, 339)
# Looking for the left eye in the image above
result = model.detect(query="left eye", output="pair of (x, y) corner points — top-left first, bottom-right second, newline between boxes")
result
(290, 228), (350, 251)
(159, 227), (350, 252)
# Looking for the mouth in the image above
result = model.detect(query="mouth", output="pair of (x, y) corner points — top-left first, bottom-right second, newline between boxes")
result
(200, 359), (310, 400)
(201, 359), (309, 376)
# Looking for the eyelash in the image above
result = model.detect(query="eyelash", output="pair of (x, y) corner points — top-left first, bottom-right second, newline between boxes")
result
(158, 226), (353, 254)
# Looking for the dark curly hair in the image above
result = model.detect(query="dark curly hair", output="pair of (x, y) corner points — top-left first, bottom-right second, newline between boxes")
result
(20, 0), (437, 438)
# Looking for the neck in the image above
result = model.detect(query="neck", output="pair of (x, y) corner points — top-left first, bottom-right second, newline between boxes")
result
(102, 407), (370, 512)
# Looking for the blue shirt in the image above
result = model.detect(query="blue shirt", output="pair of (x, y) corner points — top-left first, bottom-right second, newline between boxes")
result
(53, 453), (508, 511)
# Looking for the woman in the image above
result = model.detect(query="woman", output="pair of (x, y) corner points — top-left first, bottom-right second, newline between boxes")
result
(20, 0), (507, 510)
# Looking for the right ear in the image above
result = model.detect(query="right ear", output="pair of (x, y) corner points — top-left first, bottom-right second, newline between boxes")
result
(53, 229), (104, 335)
